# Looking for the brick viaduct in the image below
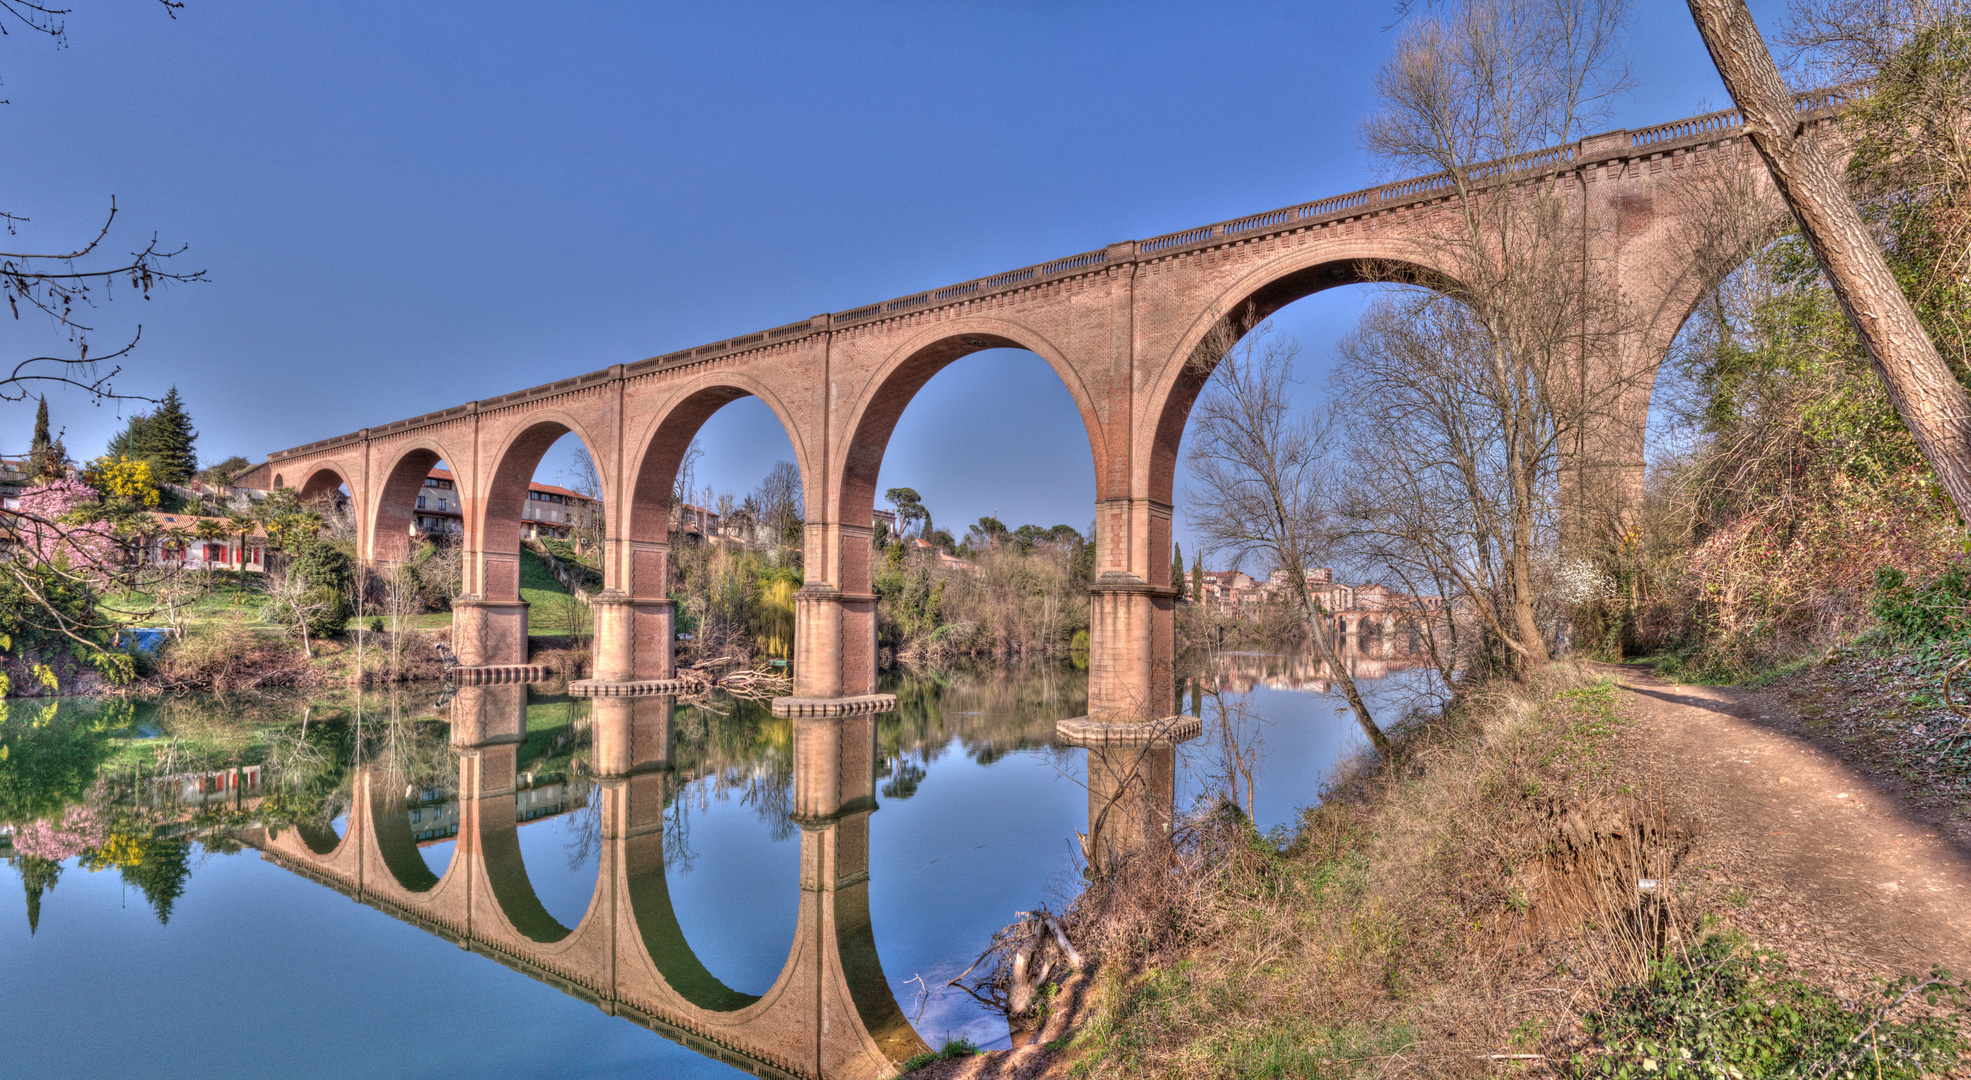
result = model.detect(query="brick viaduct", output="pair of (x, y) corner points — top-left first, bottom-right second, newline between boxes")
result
(237, 87), (1859, 725)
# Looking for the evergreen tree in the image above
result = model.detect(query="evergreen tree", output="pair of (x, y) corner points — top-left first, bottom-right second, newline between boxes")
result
(139, 387), (199, 485)
(16, 855), (59, 936)
(105, 411), (153, 466)
(1172, 541), (1185, 600)
(27, 397), (51, 479)
(1191, 551), (1204, 606)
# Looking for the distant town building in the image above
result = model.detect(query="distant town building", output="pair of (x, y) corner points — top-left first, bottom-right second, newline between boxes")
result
(1195, 566), (1443, 631)
(410, 467), (599, 540)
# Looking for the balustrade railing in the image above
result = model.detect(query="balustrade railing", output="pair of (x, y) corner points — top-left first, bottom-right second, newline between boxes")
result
(266, 84), (1870, 463)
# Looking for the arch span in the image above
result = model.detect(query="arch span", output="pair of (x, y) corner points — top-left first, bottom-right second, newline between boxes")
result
(598, 376), (813, 683)
(1140, 249), (1470, 508)
(371, 437), (467, 565)
(832, 320), (1106, 593)
(625, 375), (813, 551)
(481, 413), (609, 562)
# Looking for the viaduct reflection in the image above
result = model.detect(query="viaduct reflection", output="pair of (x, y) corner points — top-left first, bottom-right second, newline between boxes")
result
(241, 680), (1179, 1080)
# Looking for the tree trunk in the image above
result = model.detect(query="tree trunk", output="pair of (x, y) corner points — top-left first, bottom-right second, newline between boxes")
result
(1686, 0), (1971, 523)
(1295, 583), (1394, 759)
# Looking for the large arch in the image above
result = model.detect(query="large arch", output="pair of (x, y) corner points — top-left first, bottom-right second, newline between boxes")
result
(595, 374), (813, 683)
(621, 784), (784, 1013)
(1140, 247), (1472, 510)
(295, 461), (357, 506)
(474, 412), (609, 601)
(624, 374), (814, 554)
(831, 318), (1108, 591)
(367, 771), (447, 893)
(371, 436), (469, 565)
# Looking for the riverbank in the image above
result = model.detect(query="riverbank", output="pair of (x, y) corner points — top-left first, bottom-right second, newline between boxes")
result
(928, 662), (1971, 1079)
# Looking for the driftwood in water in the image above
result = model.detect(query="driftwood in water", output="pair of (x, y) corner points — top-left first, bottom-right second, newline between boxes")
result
(948, 908), (1086, 1018)
(672, 656), (793, 705)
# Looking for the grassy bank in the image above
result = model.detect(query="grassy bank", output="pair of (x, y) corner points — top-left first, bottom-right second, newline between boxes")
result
(946, 667), (1969, 1079)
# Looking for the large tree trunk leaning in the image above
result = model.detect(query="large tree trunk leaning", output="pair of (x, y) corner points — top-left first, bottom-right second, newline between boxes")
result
(1686, 0), (1971, 523)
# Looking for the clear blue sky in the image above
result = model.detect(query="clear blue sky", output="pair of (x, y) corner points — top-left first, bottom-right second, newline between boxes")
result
(1, 1), (1785, 559)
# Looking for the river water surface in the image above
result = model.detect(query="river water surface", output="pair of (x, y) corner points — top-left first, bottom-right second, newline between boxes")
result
(0, 651), (1432, 1079)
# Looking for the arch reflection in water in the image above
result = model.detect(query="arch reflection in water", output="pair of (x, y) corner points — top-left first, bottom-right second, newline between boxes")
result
(243, 683), (928, 1080)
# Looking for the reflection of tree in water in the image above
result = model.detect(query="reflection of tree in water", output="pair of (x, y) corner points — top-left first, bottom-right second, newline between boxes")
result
(878, 664), (1085, 786)
(880, 759), (926, 801)
(662, 697), (798, 864)
(665, 784), (696, 874)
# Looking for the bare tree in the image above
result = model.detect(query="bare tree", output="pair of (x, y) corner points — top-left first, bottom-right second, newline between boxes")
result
(262, 569), (335, 659)
(754, 461), (803, 548)
(1184, 317), (1392, 758)
(563, 449), (606, 556)
(1334, 291), (1565, 672)
(1337, 0), (1640, 673)
(3, 1), (202, 404)
(1686, 0), (1971, 522)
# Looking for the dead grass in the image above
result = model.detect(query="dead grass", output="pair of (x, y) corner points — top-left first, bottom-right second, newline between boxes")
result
(152, 612), (316, 692)
(1020, 665), (1696, 1079)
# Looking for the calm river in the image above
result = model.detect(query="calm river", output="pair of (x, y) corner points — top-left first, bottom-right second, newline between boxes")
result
(0, 650), (1431, 1079)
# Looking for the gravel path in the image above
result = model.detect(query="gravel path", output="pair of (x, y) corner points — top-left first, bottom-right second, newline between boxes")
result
(1606, 663), (1971, 976)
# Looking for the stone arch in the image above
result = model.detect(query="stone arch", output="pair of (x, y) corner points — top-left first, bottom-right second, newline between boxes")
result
(367, 770), (447, 893)
(625, 373), (814, 551)
(372, 436), (469, 564)
(294, 818), (345, 856)
(296, 462), (355, 505)
(1140, 245), (1471, 508)
(476, 797), (585, 945)
(832, 318), (1107, 593)
(478, 410), (610, 572)
(622, 805), (781, 1013)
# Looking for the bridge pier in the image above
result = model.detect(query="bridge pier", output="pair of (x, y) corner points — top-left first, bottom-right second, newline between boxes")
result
(452, 596), (530, 668)
(774, 523), (894, 718)
(449, 682), (528, 747)
(592, 694), (674, 776)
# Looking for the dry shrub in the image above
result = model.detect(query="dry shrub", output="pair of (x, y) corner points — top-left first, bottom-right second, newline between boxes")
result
(1052, 665), (1694, 1079)
(530, 642), (590, 678)
(348, 629), (449, 685)
(155, 614), (313, 692)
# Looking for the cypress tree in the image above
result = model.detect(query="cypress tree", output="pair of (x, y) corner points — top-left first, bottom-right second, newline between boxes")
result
(28, 396), (52, 480)
(139, 387), (199, 485)
(1172, 541), (1185, 599)
(1191, 551), (1204, 606)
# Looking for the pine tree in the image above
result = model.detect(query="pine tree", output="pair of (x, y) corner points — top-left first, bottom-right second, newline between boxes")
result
(28, 396), (52, 480)
(1172, 541), (1185, 600)
(106, 411), (152, 464)
(140, 387), (199, 485)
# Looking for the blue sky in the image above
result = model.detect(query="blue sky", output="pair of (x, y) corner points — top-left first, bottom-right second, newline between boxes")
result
(1, 1), (1785, 558)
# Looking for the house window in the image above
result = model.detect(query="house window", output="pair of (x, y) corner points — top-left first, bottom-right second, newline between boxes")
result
(417, 496), (427, 509)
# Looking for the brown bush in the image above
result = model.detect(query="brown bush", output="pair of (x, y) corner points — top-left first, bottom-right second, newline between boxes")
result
(1035, 666), (1697, 1079)
(155, 614), (314, 692)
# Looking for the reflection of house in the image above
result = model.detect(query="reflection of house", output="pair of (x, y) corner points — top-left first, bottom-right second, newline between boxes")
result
(154, 765), (265, 806)
(411, 468), (599, 540)
(406, 780), (588, 847)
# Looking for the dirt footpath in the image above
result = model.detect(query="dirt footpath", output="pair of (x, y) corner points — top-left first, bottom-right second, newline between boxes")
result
(1605, 663), (1971, 977)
